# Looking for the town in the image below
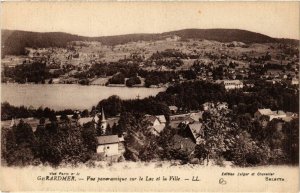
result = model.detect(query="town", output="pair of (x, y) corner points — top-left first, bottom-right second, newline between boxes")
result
(1, 29), (299, 168)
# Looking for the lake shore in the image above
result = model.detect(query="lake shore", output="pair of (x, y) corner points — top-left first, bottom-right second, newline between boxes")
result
(1, 83), (166, 110)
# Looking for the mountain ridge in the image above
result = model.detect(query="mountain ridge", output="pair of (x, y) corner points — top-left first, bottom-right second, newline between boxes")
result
(2, 28), (299, 56)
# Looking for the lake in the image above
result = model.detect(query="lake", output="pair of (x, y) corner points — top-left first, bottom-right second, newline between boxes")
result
(1, 84), (166, 110)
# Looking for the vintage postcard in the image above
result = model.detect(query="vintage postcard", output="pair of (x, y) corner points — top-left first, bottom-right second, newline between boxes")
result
(0, 1), (299, 192)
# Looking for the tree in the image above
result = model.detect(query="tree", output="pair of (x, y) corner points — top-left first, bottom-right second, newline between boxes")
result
(82, 122), (98, 153)
(232, 130), (271, 166)
(72, 113), (79, 120)
(282, 119), (299, 164)
(13, 120), (35, 146)
(49, 114), (57, 122)
(5, 144), (35, 166)
(81, 109), (89, 117)
(60, 114), (69, 122)
(145, 76), (160, 87)
(201, 106), (238, 165)
(126, 76), (141, 87)
(4, 121), (36, 166)
(1, 127), (14, 161)
(157, 126), (177, 160)
(108, 73), (125, 84)
(194, 143), (208, 162)
(39, 117), (46, 125)
(97, 95), (122, 117)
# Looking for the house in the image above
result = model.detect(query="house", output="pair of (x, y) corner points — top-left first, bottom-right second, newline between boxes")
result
(222, 80), (243, 90)
(171, 134), (196, 154)
(169, 106), (178, 114)
(144, 114), (166, 126)
(186, 122), (204, 144)
(169, 113), (192, 128)
(152, 125), (166, 136)
(144, 115), (161, 126)
(156, 115), (167, 126)
(144, 114), (167, 135)
(189, 112), (203, 122)
(282, 112), (298, 122)
(51, 78), (60, 84)
(96, 135), (120, 157)
(216, 80), (243, 90)
(290, 78), (299, 85)
(78, 114), (100, 128)
(254, 109), (287, 121)
(266, 69), (283, 78)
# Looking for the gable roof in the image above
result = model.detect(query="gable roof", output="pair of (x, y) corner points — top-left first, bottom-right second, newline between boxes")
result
(144, 115), (158, 125)
(78, 117), (93, 126)
(223, 80), (243, 85)
(156, 115), (166, 124)
(257, 109), (273, 116)
(172, 134), (196, 153)
(189, 112), (203, 122)
(169, 106), (178, 111)
(275, 110), (286, 115)
(216, 80), (243, 85)
(152, 124), (165, 134)
(188, 122), (203, 141)
(93, 114), (100, 123)
(97, 135), (119, 145)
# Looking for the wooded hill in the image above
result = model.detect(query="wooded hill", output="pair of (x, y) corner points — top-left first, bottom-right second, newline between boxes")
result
(2, 29), (299, 56)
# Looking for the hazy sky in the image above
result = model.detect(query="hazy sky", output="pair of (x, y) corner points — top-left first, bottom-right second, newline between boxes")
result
(1, 2), (299, 39)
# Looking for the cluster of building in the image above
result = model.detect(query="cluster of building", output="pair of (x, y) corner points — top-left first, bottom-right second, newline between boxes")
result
(254, 108), (298, 128)
(78, 108), (125, 159)
(5, 101), (299, 162)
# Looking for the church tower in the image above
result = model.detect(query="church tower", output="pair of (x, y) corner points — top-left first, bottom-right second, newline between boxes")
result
(100, 108), (108, 135)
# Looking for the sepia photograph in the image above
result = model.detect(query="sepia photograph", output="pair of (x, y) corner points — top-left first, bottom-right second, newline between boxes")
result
(0, 1), (299, 192)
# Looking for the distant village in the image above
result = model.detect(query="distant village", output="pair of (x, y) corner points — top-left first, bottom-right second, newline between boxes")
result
(2, 35), (299, 87)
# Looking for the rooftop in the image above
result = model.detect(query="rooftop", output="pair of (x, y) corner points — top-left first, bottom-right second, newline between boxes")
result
(97, 135), (119, 145)
(188, 122), (203, 140)
(257, 108), (274, 115)
(156, 115), (166, 123)
(172, 134), (196, 153)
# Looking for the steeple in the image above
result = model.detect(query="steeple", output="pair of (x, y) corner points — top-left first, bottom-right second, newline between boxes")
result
(100, 108), (107, 135)
(101, 107), (106, 121)
(10, 118), (16, 128)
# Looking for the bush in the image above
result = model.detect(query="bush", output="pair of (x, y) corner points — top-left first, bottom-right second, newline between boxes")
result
(109, 73), (125, 84)
(126, 76), (141, 87)
(214, 156), (225, 167)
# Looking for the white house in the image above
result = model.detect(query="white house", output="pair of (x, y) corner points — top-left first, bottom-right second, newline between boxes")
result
(144, 114), (166, 127)
(144, 115), (161, 126)
(144, 114), (167, 135)
(216, 80), (244, 90)
(290, 78), (299, 85)
(96, 135), (120, 157)
(78, 114), (100, 128)
(169, 106), (178, 114)
(254, 109), (287, 121)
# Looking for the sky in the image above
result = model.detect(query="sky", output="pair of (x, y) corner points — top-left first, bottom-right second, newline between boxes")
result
(1, 2), (299, 39)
